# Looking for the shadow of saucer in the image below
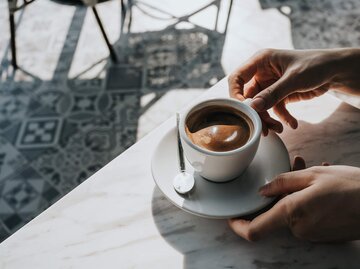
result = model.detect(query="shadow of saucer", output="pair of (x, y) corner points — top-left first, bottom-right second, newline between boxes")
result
(151, 187), (360, 269)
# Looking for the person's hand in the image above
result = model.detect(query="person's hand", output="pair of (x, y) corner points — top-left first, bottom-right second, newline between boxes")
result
(228, 48), (360, 135)
(228, 162), (360, 242)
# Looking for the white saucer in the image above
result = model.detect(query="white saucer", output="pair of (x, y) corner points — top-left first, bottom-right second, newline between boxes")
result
(151, 127), (290, 219)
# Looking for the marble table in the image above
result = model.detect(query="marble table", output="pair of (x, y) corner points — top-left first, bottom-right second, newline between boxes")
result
(1, 78), (359, 269)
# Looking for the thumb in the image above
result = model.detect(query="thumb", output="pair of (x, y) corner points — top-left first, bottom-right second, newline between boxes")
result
(259, 169), (313, 196)
(251, 76), (292, 111)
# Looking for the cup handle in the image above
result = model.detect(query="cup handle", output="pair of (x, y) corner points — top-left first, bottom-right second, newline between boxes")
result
(243, 98), (252, 106)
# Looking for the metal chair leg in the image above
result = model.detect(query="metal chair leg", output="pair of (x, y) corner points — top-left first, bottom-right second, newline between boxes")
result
(121, 0), (126, 23)
(127, 0), (133, 33)
(92, 6), (118, 63)
(224, 0), (234, 35)
(9, 11), (18, 69)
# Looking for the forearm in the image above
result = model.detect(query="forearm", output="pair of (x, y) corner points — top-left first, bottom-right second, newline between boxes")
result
(329, 48), (360, 96)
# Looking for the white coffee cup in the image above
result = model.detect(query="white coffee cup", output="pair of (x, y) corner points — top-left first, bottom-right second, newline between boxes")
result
(179, 98), (262, 182)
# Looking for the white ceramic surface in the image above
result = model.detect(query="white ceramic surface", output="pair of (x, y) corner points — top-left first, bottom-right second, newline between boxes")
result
(179, 98), (262, 182)
(151, 127), (290, 219)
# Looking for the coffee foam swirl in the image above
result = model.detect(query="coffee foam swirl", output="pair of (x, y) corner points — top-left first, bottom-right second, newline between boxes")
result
(185, 105), (253, 152)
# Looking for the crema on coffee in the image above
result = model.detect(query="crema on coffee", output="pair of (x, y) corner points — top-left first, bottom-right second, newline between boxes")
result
(185, 105), (254, 152)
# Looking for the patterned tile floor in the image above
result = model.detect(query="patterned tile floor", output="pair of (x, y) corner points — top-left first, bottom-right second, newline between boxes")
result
(0, 0), (359, 242)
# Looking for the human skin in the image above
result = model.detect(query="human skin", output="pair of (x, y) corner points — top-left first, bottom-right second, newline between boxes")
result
(228, 48), (360, 135)
(229, 162), (360, 242)
(228, 49), (360, 242)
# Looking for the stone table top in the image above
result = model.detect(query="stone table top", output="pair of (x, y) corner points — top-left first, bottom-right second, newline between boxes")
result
(0, 78), (359, 269)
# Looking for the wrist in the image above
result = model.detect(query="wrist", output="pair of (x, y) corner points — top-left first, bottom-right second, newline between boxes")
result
(328, 48), (360, 95)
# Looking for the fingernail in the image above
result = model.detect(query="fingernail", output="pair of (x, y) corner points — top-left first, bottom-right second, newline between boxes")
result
(276, 124), (284, 133)
(258, 184), (268, 195)
(235, 93), (246, 101)
(291, 120), (298, 129)
(251, 97), (266, 111)
(286, 120), (297, 129)
(262, 129), (268, 136)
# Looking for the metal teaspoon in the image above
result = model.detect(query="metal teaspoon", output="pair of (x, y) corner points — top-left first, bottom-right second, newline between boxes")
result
(173, 113), (195, 194)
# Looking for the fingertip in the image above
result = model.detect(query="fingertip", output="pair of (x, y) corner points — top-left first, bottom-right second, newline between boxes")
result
(290, 119), (298, 129)
(262, 128), (269, 136)
(228, 218), (251, 239)
(228, 218), (236, 225)
(235, 93), (246, 101)
(258, 183), (271, 196)
(258, 188), (266, 196)
(275, 123), (284, 134)
(269, 120), (283, 134)
(294, 155), (305, 163)
(228, 218), (250, 229)
(261, 120), (269, 136)
(293, 155), (306, 171)
(273, 102), (298, 130)
(268, 120), (283, 134)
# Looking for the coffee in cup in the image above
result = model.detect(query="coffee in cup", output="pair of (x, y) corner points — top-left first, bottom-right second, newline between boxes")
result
(185, 105), (254, 152)
(179, 98), (262, 182)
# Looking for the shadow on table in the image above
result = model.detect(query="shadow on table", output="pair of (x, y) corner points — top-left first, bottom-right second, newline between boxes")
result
(0, 1), (233, 240)
(280, 102), (360, 168)
(259, 0), (360, 49)
(151, 103), (360, 268)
